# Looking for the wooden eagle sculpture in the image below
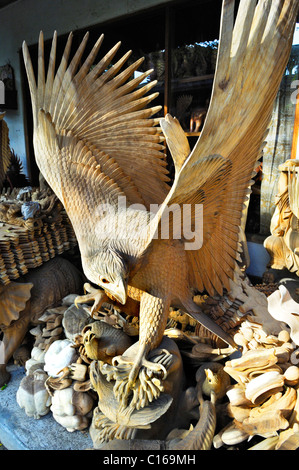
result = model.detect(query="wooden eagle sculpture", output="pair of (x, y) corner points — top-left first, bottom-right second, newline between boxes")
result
(23, 0), (298, 406)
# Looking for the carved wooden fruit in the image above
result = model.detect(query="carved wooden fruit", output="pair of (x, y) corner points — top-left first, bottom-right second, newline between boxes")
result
(50, 384), (95, 432)
(284, 366), (299, 387)
(16, 369), (51, 419)
(44, 339), (78, 377)
(25, 346), (46, 375)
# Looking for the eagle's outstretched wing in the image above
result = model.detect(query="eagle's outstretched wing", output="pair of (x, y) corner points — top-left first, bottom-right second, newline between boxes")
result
(156, 0), (298, 296)
(22, 31), (170, 249)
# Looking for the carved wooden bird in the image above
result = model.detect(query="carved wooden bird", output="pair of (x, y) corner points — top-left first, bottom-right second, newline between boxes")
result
(23, 0), (298, 403)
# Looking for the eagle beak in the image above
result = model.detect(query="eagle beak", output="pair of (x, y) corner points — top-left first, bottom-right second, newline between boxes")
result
(112, 278), (127, 305)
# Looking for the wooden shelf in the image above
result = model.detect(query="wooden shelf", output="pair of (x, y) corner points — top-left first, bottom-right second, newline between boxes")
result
(171, 74), (214, 93)
(185, 132), (201, 137)
(174, 74), (214, 84)
(155, 74), (214, 96)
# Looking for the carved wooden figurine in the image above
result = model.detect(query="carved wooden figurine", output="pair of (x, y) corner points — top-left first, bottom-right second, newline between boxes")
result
(264, 160), (299, 275)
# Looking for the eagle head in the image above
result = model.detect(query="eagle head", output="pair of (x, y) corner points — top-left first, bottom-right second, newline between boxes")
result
(82, 246), (128, 305)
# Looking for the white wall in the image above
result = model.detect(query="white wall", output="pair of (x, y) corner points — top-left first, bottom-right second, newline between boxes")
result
(0, 0), (172, 176)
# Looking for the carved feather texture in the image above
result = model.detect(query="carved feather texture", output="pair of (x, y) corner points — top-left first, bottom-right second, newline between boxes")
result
(159, 0), (298, 295)
(160, 114), (190, 173)
(22, 31), (169, 212)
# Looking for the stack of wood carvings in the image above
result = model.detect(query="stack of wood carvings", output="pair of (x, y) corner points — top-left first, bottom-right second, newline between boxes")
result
(11, 276), (299, 450)
(0, 188), (77, 286)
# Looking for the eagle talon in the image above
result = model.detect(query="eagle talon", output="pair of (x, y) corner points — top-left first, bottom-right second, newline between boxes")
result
(140, 357), (167, 380)
(75, 283), (107, 316)
(110, 347), (172, 409)
(112, 355), (134, 368)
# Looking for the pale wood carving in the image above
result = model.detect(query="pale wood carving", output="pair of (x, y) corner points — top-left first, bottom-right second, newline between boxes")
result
(22, 0), (298, 421)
